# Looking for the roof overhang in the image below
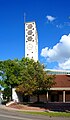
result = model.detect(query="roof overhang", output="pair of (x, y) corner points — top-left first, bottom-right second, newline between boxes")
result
(50, 87), (70, 91)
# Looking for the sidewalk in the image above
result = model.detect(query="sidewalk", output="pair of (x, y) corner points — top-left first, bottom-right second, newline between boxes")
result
(0, 105), (19, 111)
(0, 104), (46, 112)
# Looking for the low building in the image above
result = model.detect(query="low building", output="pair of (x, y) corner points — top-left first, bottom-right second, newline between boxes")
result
(30, 71), (70, 103)
(45, 69), (70, 75)
(47, 75), (70, 102)
(12, 73), (70, 103)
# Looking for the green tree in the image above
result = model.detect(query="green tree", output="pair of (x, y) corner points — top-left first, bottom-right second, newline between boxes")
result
(3, 87), (11, 102)
(16, 58), (37, 95)
(0, 58), (55, 103)
(16, 58), (55, 102)
(0, 59), (22, 100)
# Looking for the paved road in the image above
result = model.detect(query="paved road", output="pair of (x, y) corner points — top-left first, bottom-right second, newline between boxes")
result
(0, 105), (70, 120)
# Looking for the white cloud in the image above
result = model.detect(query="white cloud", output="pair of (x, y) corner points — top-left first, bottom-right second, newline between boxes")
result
(46, 16), (70, 28)
(46, 15), (56, 22)
(41, 34), (70, 69)
(59, 58), (70, 69)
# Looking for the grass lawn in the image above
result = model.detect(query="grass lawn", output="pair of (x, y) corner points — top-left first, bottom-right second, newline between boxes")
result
(22, 111), (70, 117)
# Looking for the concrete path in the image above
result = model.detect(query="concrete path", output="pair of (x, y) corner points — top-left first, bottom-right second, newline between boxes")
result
(0, 105), (70, 120)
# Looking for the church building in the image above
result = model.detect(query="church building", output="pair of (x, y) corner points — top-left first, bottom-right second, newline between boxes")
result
(12, 21), (70, 103)
(25, 21), (38, 61)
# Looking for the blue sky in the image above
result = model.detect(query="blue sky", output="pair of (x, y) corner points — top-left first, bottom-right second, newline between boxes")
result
(0, 0), (70, 70)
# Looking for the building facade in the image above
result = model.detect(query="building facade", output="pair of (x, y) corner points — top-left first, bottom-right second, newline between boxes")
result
(30, 69), (70, 103)
(30, 74), (70, 103)
(46, 69), (70, 75)
(25, 21), (38, 61)
(12, 21), (38, 102)
(12, 21), (70, 103)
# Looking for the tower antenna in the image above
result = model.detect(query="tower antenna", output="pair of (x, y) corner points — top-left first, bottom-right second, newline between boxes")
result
(24, 13), (26, 23)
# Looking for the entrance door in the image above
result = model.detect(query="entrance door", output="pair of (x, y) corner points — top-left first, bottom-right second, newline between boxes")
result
(51, 94), (59, 102)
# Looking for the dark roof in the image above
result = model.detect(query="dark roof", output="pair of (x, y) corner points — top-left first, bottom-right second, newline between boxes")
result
(53, 75), (70, 88)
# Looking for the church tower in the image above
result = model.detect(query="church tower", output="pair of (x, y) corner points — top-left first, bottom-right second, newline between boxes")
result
(25, 21), (38, 61)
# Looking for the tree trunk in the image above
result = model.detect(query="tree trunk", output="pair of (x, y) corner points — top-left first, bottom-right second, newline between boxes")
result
(37, 94), (40, 103)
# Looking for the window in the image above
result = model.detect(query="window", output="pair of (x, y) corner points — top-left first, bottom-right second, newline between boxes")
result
(33, 40), (34, 42)
(28, 24), (32, 29)
(28, 30), (32, 35)
(27, 36), (32, 41)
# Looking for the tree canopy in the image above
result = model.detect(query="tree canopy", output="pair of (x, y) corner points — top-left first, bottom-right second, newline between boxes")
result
(16, 58), (55, 96)
(0, 57), (55, 101)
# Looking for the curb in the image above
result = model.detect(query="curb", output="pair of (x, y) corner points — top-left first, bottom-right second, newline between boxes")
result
(0, 105), (45, 112)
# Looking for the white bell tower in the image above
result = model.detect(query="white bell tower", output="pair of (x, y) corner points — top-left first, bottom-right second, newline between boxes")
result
(25, 21), (38, 61)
